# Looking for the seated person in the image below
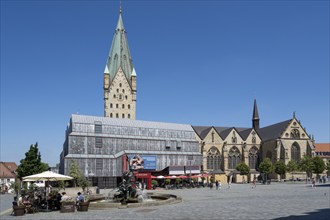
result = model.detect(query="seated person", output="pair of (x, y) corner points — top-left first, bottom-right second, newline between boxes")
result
(60, 192), (70, 202)
(17, 195), (24, 206)
(76, 192), (84, 205)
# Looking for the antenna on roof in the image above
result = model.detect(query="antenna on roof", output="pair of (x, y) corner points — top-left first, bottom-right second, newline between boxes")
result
(119, 0), (122, 14)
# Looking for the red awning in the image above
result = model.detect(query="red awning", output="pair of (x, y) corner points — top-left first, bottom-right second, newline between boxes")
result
(177, 175), (188, 179)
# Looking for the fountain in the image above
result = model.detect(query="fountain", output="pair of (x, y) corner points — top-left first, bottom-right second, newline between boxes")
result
(88, 155), (182, 209)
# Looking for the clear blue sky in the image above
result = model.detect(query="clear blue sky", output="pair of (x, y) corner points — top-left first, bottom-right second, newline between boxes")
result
(1, 0), (329, 167)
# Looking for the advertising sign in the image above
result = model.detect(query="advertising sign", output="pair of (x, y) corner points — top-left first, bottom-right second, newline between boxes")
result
(128, 155), (156, 170)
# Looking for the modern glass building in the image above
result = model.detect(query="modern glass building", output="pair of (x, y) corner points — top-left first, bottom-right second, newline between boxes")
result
(59, 114), (202, 188)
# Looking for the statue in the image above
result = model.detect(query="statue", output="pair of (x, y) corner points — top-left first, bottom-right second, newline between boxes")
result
(114, 155), (144, 204)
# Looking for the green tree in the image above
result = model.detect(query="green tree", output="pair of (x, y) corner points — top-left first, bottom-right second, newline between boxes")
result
(312, 156), (325, 180)
(69, 160), (83, 187)
(259, 158), (274, 184)
(236, 162), (250, 183)
(274, 161), (286, 180)
(69, 159), (91, 191)
(298, 155), (314, 183)
(16, 143), (49, 178)
(286, 160), (298, 181)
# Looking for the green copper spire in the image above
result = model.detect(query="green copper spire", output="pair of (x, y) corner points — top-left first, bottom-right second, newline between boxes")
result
(104, 8), (135, 85)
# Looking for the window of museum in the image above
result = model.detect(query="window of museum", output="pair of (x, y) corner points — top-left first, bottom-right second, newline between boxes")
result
(122, 104), (125, 109)
(110, 103), (113, 108)
(116, 113), (119, 118)
(291, 143), (300, 162)
(110, 113), (113, 118)
(128, 104), (130, 109)
(122, 114), (125, 118)
(95, 137), (102, 148)
(96, 159), (103, 170)
(94, 123), (102, 134)
(207, 146), (221, 170)
(116, 104), (118, 108)
(128, 114), (130, 119)
(228, 146), (240, 169)
(248, 146), (258, 169)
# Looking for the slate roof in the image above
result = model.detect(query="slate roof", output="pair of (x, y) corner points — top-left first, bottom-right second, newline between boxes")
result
(236, 128), (253, 140)
(191, 126), (213, 139)
(257, 119), (292, 141)
(214, 127), (232, 139)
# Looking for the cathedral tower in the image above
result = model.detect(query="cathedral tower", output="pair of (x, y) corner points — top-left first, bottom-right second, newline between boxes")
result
(103, 8), (136, 119)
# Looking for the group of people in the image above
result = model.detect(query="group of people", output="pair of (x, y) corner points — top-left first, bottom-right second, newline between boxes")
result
(57, 191), (85, 204)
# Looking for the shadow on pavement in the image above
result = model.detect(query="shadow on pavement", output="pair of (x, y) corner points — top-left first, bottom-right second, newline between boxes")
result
(273, 208), (330, 220)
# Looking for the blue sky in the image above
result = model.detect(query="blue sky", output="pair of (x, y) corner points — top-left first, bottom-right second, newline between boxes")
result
(1, 0), (329, 166)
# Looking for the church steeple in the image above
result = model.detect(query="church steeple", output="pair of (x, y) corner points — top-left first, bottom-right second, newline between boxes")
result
(104, 7), (134, 86)
(252, 98), (260, 130)
(103, 6), (137, 120)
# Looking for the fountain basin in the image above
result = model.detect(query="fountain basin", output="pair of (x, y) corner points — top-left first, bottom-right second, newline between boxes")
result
(89, 193), (182, 209)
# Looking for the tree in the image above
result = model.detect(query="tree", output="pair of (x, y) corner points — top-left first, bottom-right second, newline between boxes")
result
(298, 155), (314, 183)
(312, 156), (325, 180)
(69, 160), (83, 187)
(69, 159), (91, 191)
(236, 162), (250, 183)
(274, 161), (286, 180)
(286, 160), (298, 181)
(16, 143), (49, 178)
(259, 158), (274, 184)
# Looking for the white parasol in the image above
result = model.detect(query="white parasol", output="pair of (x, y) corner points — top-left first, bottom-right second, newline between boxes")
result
(22, 171), (73, 182)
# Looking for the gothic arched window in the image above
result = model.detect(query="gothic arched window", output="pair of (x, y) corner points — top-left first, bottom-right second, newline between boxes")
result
(207, 146), (221, 170)
(228, 146), (240, 169)
(248, 146), (258, 169)
(291, 142), (300, 162)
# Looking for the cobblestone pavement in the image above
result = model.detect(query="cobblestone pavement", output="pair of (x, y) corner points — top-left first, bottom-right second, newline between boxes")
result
(1, 183), (329, 220)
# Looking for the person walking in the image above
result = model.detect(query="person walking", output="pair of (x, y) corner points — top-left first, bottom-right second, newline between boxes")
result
(215, 180), (219, 190)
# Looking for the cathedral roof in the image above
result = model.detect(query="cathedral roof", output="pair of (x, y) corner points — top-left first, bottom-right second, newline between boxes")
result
(257, 119), (292, 141)
(191, 126), (213, 139)
(104, 10), (134, 86)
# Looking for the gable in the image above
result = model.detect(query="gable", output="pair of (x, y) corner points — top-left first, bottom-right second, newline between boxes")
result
(110, 67), (132, 92)
(204, 127), (222, 143)
(281, 118), (309, 139)
(223, 128), (243, 144)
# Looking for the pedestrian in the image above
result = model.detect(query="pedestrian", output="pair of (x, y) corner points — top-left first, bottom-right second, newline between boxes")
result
(311, 178), (316, 188)
(215, 180), (219, 190)
(252, 175), (257, 189)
